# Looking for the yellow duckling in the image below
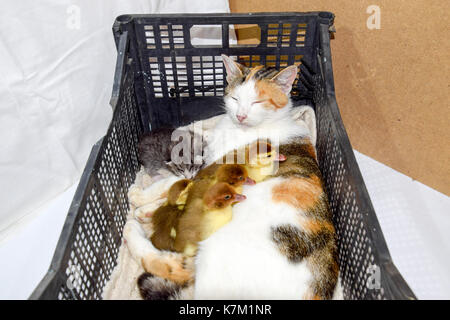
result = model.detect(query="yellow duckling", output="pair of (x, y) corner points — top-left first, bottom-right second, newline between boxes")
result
(222, 140), (287, 183)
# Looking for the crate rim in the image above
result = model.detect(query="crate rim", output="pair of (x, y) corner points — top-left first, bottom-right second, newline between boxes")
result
(113, 11), (335, 23)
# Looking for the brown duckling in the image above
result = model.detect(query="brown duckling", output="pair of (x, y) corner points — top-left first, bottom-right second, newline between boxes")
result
(150, 179), (192, 251)
(173, 182), (246, 256)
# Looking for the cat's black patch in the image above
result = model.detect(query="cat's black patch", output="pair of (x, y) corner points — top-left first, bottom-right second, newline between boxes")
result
(253, 67), (278, 80)
(276, 141), (322, 180)
(271, 224), (333, 263)
(308, 245), (339, 300)
(271, 223), (338, 299)
(137, 272), (182, 300)
(305, 193), (332, 221)
(279, 141), (317, 159)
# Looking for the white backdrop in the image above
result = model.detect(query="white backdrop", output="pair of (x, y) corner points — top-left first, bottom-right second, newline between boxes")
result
(0, 0), (231, 241)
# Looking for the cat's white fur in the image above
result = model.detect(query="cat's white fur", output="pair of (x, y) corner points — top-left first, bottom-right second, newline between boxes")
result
(204, 79), (311, 165)
(195, 177), (313, 299)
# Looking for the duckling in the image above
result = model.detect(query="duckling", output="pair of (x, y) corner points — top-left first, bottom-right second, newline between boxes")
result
(246, 140), (287, 182)
(173, 182), (246, 256)
(150, 163), (251, 252)
(195, 163), (255, 193)
(150, 179), (192, 251)
(222, 140), (287, 183)
(167, 179), (192, 207)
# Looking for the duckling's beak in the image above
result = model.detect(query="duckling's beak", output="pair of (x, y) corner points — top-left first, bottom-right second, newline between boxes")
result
(232, 194), (247, 203)
(244, 177), (256, 185)
(275, 153), (287, 162)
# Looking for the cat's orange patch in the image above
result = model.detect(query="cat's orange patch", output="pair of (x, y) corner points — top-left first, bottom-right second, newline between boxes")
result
(302, 291), (322, 300)
(141, 257), (192, 285)
(272, 175), (322, 211)
(255, 80), (288, 109)
(301, 219), (335, 234)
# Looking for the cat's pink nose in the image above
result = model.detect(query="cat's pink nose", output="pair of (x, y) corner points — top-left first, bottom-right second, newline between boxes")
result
(237, 114), (247, 123)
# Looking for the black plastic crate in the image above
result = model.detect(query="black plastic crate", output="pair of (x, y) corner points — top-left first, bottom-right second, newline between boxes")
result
(30, 12), (416, 300)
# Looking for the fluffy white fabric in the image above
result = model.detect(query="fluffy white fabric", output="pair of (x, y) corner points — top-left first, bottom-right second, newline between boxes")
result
(103, 168), (184, 299)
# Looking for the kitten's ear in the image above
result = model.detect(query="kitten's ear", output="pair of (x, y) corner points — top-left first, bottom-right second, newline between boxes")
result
(222, 54), (247, 83)
(271, 65), (298, 95)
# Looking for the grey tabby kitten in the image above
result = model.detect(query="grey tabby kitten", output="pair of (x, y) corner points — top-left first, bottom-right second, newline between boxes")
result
(138, 127), (205, 179)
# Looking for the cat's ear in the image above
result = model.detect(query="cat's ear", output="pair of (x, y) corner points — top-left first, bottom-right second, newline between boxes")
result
(271, 65), (298, 95)
(293, 106), (317, 147)
(222, 54), (247, 83)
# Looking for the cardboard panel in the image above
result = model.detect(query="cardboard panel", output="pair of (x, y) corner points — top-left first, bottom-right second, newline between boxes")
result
(230, 0), (450, 195)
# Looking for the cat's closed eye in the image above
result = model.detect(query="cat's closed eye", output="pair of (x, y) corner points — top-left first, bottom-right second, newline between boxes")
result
(231, 96), (238, 101)
(252, 100), (268, 105)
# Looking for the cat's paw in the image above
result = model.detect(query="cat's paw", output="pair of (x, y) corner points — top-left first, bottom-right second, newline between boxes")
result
(123, 219), (150, 261)
(142, 252), (193, 285)
(141, 173), (154, 189)
(123, 219), (145, 239)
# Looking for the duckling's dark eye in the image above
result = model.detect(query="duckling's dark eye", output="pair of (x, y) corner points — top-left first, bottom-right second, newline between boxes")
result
(224, 195), (231, 200)
(267, 154), (272, 158)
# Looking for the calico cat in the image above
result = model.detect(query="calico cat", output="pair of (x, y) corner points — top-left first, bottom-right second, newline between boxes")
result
(129, 55), (338, 299)
(194, 56), (338, 299)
